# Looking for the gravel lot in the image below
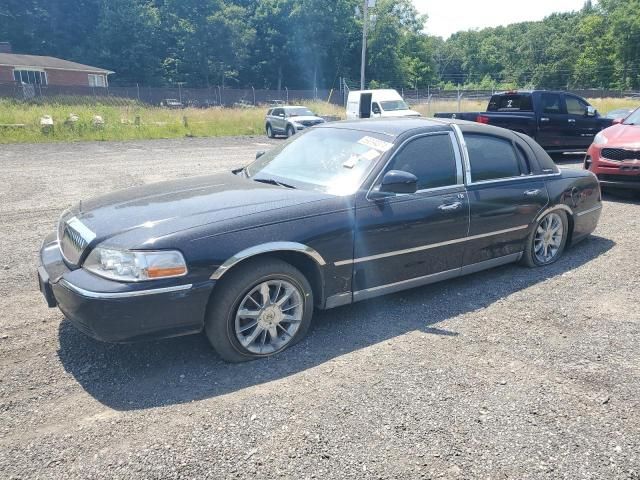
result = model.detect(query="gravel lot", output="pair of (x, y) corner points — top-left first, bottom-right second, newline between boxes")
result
(0, 137), (638, 479)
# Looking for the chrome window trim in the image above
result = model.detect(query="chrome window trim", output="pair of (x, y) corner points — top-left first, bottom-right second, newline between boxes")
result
(365, 131), (464, 202)
(466, 172), (562, 187)
(334, 224), (529, 266)
(451, 124), (472, 185)
(455, 125), (562, 185)
(210, 242), (326, 281)
(60, 280), (192, 299)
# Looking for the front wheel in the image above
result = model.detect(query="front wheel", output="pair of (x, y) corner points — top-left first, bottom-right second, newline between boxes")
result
(266, 124), (275, 138)
(205, 258), (314, 362)
(522, 210), (569, 267)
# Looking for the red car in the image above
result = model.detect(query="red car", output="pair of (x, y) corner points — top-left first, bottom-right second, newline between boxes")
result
(585, 106), (640, 191)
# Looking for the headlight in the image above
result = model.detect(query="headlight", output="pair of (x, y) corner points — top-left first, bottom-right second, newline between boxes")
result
(593, 132), (608, 146)
(84, 247), (188, 282)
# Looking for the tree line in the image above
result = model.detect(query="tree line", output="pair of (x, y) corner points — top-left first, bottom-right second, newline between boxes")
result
(0, 0), (638, 90)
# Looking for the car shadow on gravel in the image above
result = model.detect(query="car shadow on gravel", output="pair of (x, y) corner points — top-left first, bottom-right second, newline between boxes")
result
(57, 235), (614, 411)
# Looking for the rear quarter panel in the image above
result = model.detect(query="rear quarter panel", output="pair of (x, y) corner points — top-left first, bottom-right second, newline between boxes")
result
(545, 169), (602, 244)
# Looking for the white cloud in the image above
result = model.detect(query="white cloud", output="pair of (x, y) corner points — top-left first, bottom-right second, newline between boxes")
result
(413, 0), (589, 38)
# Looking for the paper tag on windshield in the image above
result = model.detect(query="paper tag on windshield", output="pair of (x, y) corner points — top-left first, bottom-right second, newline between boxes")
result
(343, 149), (380, 169)
(361, 149), (381, 161)
(358, 136), (393, 152)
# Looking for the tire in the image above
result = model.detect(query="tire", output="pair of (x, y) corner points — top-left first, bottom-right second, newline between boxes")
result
(266, 124), (274, 139)
(521, 210), (569, 267)
(286, 125), (295, 138)
(205, 258), (314, 362)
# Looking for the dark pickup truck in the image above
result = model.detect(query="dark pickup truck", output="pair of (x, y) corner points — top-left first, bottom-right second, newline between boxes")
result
(435, 90), (613, 153)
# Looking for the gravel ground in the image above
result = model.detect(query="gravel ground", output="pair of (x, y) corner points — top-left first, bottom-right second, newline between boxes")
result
(0, 138), (638, 479)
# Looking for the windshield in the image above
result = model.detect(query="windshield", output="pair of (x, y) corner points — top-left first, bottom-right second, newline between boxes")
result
(286, 107), (315, 117)
(380, 100), (409, 112)
(245, 128), (394, 195)
(623, 108), (640, 125)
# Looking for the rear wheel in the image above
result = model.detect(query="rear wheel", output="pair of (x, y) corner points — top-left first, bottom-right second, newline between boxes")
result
(522, 210), (568, 267)
(205, 258), (314, 362)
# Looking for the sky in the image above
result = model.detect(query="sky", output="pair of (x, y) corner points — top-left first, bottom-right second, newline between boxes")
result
(413, 0), (589, 38)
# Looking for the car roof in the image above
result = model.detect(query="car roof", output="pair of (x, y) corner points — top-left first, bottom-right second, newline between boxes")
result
(317, 117), (453, 137)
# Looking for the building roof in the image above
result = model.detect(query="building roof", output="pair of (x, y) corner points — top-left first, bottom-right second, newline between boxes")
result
(0, 53), (114, 74)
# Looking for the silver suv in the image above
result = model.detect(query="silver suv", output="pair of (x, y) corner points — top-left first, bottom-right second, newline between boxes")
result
(265, 106), (325, 138)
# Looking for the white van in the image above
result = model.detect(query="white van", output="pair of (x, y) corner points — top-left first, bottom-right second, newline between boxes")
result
(346, 89), (420, 119)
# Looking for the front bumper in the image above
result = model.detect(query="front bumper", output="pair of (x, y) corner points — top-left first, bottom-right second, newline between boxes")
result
(38, 233), (213, 343)
(587, 146), (640, 191)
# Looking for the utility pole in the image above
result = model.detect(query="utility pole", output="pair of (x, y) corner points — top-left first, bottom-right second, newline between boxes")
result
(360, 0), (369, 90)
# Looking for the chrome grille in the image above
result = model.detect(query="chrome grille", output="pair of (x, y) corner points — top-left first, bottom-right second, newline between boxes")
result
(300, 120), (323, 127)
(58, 217), (96, 265)
(602, 148), (640, 162)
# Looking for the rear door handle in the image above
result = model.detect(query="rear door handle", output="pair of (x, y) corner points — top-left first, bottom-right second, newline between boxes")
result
(524, 189), (541, 197)
(438, 201), (463, 211)
(540, 117), (550, 123)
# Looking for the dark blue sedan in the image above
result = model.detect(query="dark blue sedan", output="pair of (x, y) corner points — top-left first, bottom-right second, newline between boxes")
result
(38, 118), (602, 362)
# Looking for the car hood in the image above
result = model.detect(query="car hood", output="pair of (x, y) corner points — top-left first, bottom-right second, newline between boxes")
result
(68, 173), (336, 248)
(381, 110), (421, 118)
(601, 123), (640, 148)
(288, 115), (324, 123)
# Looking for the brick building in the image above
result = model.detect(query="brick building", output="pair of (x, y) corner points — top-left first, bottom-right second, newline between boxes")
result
(0, 44), (114, 88)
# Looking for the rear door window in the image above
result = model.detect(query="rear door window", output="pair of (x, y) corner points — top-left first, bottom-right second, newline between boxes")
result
(487, 94), (533, 112)
(465, 134), (522, 182)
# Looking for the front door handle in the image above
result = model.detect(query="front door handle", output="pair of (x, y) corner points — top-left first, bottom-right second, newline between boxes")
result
(524, 189), (541, 197)
(568, 118), (576, 124)
(540, 117), (550, 123)
(438, 201), (463, 211)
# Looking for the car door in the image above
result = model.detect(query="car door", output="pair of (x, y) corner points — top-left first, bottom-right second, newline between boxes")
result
(272, 108), (285, 133)
(461, 131), (550, 268)
(536, 92), (567, 149)
(352, 132), (469, 299)
(565, 94), (600, 149)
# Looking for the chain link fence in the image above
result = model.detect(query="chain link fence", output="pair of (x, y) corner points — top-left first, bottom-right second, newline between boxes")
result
(0, 83), (344, 107)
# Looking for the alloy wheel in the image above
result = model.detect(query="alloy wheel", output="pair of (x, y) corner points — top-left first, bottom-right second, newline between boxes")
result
(234, 279), (304, 354)
(534, 212), (564, 264)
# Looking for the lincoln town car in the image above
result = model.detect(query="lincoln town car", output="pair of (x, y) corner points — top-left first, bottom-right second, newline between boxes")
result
(38, 118), (602, 362)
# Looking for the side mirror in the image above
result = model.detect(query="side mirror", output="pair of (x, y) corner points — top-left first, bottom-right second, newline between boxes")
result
(370, 170), (418, 199)
(612, 117), (624, 125)
(256, 151), (265, 159)
(586, 106), (597, 117)
(372, 104), (381, 115)
(279, 113), (285, 118)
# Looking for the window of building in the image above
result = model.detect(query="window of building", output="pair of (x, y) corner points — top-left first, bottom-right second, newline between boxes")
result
(88, 74), (107, 87)
(13, 70), (47, 85)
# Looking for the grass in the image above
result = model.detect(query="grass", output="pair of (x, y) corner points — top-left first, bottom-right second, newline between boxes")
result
(0, 97), (637, 144)
(0, 99), (344, 144)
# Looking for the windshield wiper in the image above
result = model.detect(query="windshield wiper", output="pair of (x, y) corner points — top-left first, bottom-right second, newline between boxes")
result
(253, 177), (296, 189)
